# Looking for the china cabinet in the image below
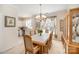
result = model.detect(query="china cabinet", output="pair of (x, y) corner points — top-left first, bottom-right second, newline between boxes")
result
(68, 8), (79, 54)
(62, 8), (79, 54)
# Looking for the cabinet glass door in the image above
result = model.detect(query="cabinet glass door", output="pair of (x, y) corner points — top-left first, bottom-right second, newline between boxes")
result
(72, 14), (79, 43)
(69, 8), (79, 43)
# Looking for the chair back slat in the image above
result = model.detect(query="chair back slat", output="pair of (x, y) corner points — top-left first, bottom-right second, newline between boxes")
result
(24, 35), (33, 52)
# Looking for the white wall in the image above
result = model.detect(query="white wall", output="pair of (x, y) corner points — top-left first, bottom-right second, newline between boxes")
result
(0, 5), (23, 53)
(46, 10), (67, 40)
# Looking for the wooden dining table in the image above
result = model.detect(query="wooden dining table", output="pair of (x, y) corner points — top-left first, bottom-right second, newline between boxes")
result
(32, 33), (51, 53)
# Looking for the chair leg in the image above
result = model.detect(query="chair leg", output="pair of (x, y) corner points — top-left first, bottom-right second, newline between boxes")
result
(43, 45), (48, 54)
(25, 52), (27, 54)
(25, 50), (27, 54)
(39, 46), (44, 54)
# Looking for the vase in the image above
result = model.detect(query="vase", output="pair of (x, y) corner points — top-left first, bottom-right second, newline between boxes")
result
(40, 33), (42, 36)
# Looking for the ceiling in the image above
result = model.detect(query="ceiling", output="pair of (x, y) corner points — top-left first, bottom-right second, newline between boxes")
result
(15, 4), (79, 16)
(1, 4), (79, 16)
(15, 4), (68, 16)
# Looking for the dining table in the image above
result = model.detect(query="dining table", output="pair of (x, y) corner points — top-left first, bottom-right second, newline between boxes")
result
(32, 32), (51, 53)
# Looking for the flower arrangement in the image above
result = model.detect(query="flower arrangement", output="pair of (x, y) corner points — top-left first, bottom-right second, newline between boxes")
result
(37, 29), (43, 36)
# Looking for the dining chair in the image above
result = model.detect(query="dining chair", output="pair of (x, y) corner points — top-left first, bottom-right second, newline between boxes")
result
(47, 31), (53, 49)
(23, 35), (40, 54)
(45, 29), (49, 33)
(30, 30), (36, 36)
(43, 31), (53, 53)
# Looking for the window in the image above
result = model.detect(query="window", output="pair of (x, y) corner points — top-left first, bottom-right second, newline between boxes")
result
(44, 18), (54, 31)
(26, 19), (32, 29)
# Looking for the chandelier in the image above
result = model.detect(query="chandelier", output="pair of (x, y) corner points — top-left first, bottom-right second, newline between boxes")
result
(35, 4), (47, 20)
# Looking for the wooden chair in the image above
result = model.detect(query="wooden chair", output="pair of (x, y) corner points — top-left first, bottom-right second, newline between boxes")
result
(45, 29), (49, 33)
(43, 31), (53, 53)
(47, 31), (53, 49)
(23, 35), (40, 54)
(30, 30), (36, 36)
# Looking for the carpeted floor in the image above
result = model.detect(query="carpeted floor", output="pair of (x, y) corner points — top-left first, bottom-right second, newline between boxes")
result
(3, 37), (65, 54)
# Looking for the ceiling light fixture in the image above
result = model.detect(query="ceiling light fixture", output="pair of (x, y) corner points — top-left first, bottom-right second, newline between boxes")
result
(35, 4), (47, 20)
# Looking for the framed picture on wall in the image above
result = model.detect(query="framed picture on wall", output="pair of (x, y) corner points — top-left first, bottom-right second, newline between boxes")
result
(5, 16), (16, 27)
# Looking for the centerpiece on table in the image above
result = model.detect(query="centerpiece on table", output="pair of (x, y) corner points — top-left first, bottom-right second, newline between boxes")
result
(37, 29), (43, 36)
